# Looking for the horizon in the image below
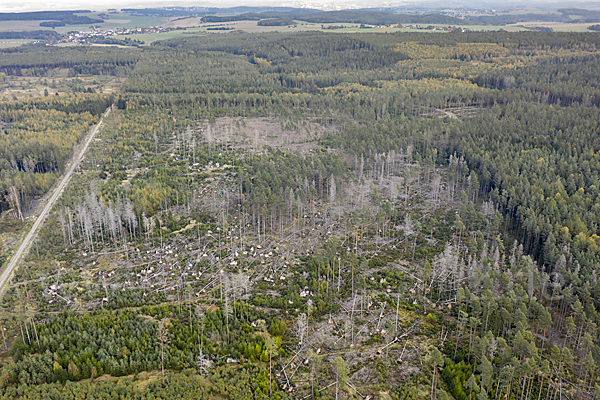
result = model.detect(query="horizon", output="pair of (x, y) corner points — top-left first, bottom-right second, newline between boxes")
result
(2, 0), (600, 13)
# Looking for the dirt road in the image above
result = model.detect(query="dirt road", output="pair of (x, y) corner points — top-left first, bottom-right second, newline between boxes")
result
(0, 106), (112, 295)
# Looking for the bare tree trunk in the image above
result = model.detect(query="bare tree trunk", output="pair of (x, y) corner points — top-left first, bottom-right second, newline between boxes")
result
(24, 321), (31, 345)
(0, 320), (6, 351)
(32, 319), (40, 351)
(269, 351), (272, 399)
(161, 341), (165, 385)
(395, 290), (400, 333)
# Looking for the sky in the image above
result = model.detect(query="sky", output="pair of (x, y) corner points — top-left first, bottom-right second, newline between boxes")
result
(2, 0), (368, 13)
(0, 0), (598, 13)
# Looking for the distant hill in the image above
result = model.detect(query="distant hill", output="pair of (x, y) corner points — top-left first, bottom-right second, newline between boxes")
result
(292, 11), (464, 25)
(467, 9), (600, 25)
(467, 13), (568, 25)
(0, 11), (103, 25)
(202, 13), (263, 23)
(558, 8), (600, 19)
(202, 10), (465, 25)
(0, 30), (61, 40)
(195, 8), (600, 27)
(121, 6), (322, 17)
(121, 8), (202, 17)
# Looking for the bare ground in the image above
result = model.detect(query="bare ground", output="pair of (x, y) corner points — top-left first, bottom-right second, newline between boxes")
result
(197, 116), (337, 153)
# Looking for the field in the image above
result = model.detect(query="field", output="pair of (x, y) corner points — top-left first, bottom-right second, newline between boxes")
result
(0, 20), (51, 31)
(121, 21), (528, 45)
(121, 27), (206, 43)
(0, 13), (167, 33)
(162, 17), (205, 28)
(0, 39), (34, 48)
(163, 17), (529, 33)
(507, 21), (596, 32)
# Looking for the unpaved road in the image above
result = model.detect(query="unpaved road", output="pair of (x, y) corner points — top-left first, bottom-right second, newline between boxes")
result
(0, 106), (112, 294)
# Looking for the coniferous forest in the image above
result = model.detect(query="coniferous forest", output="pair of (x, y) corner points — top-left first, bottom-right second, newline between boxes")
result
(1, 30), (600, 399)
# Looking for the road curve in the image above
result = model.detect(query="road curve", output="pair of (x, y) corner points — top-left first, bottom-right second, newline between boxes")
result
(0, 106), (112, 294)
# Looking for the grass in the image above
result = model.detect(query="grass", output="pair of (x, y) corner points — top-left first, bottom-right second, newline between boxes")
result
(237, 21), (528, 34)
(123, 28), (207, 44)
(507, 22), (596, 32)
(162, 17), (204, 29)
(0, 39), (35, 48)
(124, 21), (529, 44)
(0, 13), (167, 34)
(92, 14), (168, 30)
(52, 15), (167, 34)
(0, 21), (48, 32)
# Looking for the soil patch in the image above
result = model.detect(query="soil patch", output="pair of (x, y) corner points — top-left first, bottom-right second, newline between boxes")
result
(197, 116), (336, 153)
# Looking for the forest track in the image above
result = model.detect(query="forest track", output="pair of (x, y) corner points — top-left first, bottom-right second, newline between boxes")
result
(0, 106), (113, 297)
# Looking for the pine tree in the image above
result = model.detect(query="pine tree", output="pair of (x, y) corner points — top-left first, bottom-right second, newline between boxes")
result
(429, 348), (443, 400)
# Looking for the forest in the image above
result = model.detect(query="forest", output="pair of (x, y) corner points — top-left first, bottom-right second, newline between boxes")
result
(257, 19), (296, 27)
(0, 11), (103, 25)
(0, 31), (61, 40)
(0, 30), (600, 400)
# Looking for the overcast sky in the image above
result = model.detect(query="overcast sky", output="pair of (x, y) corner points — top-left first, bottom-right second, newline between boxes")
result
(1, 0), (227, 13)
(3, 0), (360, 13)
(0, 0), (595, 13)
